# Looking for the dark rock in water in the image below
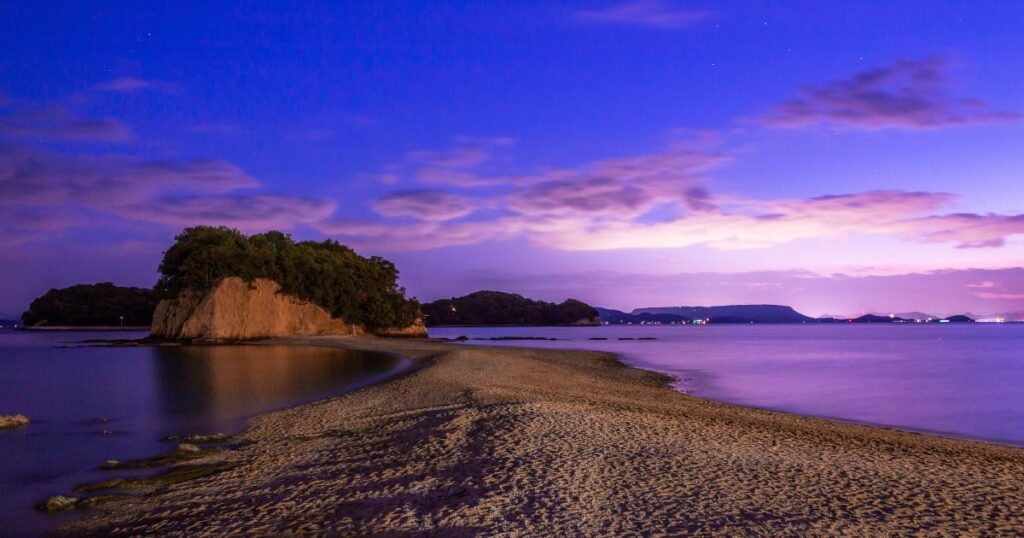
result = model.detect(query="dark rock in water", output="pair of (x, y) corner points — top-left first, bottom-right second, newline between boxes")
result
(99, 445), (222, 470)
(165, 432), (229, 444)
(35, 494), (122, 512)
(618, 337), (636, 340)
(637, 337), (658, 340)
(77, 462), (241, 492)
(588, 337), (608, 340)
(76, 495), (123, 509)
(36, 495), (78, 512)
(453, 335), (469, 341)
(0, 414), (30, 429)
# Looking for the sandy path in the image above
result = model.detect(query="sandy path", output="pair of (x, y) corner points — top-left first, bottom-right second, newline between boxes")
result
(63, 337), (1024, 536)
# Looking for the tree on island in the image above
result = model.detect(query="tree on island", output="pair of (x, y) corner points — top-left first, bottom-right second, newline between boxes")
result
(21, 283), (159, 327)
(155, 226), (421, 330)
(421, 290), (599, 326)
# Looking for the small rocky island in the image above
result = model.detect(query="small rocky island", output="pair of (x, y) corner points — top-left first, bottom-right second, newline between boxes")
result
(150, 226), (426, 341)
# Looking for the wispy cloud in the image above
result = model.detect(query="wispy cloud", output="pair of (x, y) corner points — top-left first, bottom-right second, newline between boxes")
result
(0, 145), (332, 234)
(0, 146), (256, 206)
(759, 56), (1020, 129)
(0, 104), (133, 142)
(116, 194), (335, 231)
(92, 77), (180, 94)
(372, 190), (478, 221)
(896, 213), (1024, 249)
(189, 123), (245, 135)
(405, 136), (516, 188)
(575, 1), (711, 28)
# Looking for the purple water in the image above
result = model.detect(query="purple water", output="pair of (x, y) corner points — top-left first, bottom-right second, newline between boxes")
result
(0, 330), (406, 536)
(429, 324), (1024, 447)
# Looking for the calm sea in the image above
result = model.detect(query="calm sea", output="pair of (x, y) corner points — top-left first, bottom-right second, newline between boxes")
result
(0, 330), (406, 536)
(430, 324), (1024, 446)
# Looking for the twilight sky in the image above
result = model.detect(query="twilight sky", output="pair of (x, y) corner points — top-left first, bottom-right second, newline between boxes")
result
(2, 1), (1023, 317)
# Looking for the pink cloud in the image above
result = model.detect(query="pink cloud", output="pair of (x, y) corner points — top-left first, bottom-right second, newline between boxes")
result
(0, 146), (257, 206)
(372, 190), (478, 221)
(975, 292), (1024, 300)
(897, 213), (1024, 248)
(1, 145), (334, 237)
(407, 137), (515, 188)
(575, 1), (712, 28)
(339, 138), (1024, 253)
(116, 194), (336, 232)
(759, 57), (1020, 129)
(92, 77), (180, 94)
(334, 176), (1024, 253)
(0, 104), (133, 142)
(319, 216), (525, 251)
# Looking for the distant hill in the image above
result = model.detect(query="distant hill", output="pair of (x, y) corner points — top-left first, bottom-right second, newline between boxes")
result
(631, 305), (815, 324)
(596, 308), (691, 325)
(873, 311), (937, 322)
(940, 315), (975, 323)
(851, 314), (911, 323)
(22, 282), (160, 327)
(422, 291), (599, 327)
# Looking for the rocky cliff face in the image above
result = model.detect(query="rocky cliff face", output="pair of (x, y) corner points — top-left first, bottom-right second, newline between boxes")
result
(150, 277), (426, 341)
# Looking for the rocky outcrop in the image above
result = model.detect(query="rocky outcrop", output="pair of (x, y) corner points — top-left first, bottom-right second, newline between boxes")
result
(0, 414), (30, 429)
(150, 277), (426, 341)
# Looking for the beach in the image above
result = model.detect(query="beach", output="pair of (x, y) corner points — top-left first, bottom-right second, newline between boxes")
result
(63, 336), (1024, 535)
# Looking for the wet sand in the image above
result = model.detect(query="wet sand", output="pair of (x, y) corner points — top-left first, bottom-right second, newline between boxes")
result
(63, 336), (1024, 535)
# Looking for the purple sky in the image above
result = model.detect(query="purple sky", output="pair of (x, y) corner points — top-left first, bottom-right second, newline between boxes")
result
(2, 1), (1023, 317)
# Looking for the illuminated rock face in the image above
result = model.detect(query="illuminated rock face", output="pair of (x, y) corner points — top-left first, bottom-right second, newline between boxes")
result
(150, 277), (426, 341)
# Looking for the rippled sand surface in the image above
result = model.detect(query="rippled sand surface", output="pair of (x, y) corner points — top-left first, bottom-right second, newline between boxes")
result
(65, 337), (1024, 536)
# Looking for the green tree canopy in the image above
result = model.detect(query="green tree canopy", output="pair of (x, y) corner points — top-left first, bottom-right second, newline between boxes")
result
(156, 226), (420, 329)
(421, 291), (598, 327)
(22, 283), (159, 327)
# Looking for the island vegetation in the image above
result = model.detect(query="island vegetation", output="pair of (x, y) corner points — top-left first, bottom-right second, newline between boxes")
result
(421, 290), (598, 326)
(156, 226), (421, 330)
(21, 283), (159, 327)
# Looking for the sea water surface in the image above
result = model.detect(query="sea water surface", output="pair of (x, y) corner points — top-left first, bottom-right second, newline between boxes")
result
(0, 330), (406, 536)
(430, 324), (1024, 446)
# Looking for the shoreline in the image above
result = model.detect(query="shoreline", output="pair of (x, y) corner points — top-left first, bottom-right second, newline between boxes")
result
(63, 336), (1024, 535)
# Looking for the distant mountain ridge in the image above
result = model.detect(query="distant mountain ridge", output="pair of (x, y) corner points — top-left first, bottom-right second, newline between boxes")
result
(630, 305), (815, 324)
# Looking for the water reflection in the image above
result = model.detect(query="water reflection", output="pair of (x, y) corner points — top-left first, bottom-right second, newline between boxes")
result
(0, 334), (403, 535)
(152, 345), (399, 433)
